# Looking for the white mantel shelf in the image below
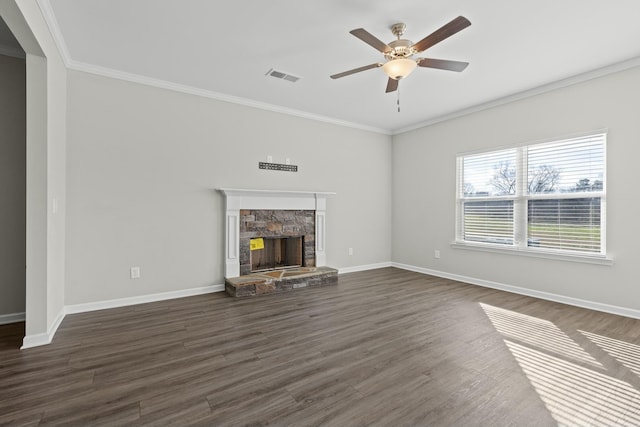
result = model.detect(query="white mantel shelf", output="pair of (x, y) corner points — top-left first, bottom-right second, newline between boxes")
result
(218, 188), (336, 197)
(217, 188), (335, 278)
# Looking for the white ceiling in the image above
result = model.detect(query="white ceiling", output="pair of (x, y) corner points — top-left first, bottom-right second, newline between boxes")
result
(30, 1), (640, 132)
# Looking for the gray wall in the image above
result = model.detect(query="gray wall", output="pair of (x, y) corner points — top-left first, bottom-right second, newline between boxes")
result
(0, 53), (25, 318)
(65, 70), (392, 305)
(392, 65), (640, 312)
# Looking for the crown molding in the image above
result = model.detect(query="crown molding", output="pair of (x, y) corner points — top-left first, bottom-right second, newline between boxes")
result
(36, 0), (390, 135)
(36, 0), (70, 65)
(70, 59), (391, 135)
(35, 0), (640, 137)
(393, 56), (640, 135)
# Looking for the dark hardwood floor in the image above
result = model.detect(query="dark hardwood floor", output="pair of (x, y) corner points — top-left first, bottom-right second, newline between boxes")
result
(2, 267), (640, 426)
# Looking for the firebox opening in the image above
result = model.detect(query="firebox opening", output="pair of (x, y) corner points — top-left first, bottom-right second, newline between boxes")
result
(250, 236), (304, 273)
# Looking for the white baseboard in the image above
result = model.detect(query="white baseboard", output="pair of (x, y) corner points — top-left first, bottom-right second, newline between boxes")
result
(21, 332), (52, 349)
(65, 284), (225, 315)
(0, 312), (25, 325)
(392, 262), (640, 320)
(20, 261), (640, 349)
(21, 284), (224, 349)
(21, 308), (65, 349)
(338, 262), (393, 275)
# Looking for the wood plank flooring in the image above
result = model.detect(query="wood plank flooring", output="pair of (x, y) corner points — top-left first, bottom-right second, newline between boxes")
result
(2, 267), (640, 426)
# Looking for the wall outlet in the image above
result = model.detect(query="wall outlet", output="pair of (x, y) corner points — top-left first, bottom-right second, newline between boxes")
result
(348, 248), (353, 256)
(267, 155), (273, 163)
(130, 266), (141, 279)
(285, 158), (291, 165)
(434, 250), (441, 259)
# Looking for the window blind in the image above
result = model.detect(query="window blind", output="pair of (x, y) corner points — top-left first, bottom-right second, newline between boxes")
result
(526, 134), (605, 253)
(457, 133), (606, 256)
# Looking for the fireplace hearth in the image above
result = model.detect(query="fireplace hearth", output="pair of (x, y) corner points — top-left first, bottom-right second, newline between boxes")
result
(225, 266), (338, 297)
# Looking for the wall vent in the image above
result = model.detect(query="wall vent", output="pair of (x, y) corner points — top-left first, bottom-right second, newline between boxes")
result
(265, 68), (301, 83)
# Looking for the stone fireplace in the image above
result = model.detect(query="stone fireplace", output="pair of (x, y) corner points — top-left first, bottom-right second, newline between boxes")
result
(218, 189), (338, 297)
(218, 189), (335, 277)
(239, 209), (315, 275)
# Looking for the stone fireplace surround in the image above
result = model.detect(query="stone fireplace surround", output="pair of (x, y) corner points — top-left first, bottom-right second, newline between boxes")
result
(239, 209), (315, 275)
(218, 189), (335, 278)
(218, 189), (338, 297)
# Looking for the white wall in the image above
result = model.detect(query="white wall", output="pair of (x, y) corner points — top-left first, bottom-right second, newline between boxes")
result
(0, 0), (67, 346)
(65, 70), (392, 305)
(393, 65), (640, 313)
(0, 53), (26, 319)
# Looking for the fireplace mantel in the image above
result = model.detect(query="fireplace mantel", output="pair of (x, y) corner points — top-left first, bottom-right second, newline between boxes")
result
(218, 188), (335, 278)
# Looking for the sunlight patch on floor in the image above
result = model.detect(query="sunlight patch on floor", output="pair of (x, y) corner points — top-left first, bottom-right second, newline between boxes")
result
(506, 340), (640, 426)
(581, 330), (640, 378)
(481, 303), (640, 426)
(480, 303), (601, 367)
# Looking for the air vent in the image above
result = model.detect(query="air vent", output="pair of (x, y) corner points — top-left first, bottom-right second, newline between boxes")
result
(265, 68), (301, 83)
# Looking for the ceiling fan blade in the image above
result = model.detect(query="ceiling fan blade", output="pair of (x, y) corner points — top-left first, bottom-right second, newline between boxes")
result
(350, 28), (392, 53)
(385, 78), (399, 93)
(330, 63), (383, 79)
(417, 58), (469, 72)
(412, 16), (471, 53)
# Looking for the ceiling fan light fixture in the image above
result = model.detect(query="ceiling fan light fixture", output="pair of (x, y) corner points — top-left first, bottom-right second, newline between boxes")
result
(382, 58), (417, 80)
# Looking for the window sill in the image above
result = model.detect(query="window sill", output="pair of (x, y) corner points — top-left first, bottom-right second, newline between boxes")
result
(451, 241), (614, 266)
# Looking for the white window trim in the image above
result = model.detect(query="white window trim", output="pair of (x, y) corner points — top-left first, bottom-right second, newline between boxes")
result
(451, 241), (613, 265)
(454, 131), (610, 264)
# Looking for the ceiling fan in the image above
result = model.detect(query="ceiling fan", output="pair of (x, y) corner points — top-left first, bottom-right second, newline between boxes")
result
(330, 16), (471, 93)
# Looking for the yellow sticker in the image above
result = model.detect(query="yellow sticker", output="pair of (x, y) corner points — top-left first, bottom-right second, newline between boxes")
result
(250, 238), (264, 251)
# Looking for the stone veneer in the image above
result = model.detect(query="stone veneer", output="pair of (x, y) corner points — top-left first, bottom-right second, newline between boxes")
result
(225, 266), (338, 297)
(239, 209), (315, 276)
(219, 189), (333, 279)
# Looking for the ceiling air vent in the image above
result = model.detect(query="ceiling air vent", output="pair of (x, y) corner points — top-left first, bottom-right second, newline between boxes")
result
(265, 68), (301, 83)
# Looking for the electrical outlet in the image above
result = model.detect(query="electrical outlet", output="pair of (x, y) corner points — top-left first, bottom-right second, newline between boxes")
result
(130, 266), (141, 279)
(267, 155), (273, 163)
(348, 248), (354, 256)
(434, 250), (441, 259)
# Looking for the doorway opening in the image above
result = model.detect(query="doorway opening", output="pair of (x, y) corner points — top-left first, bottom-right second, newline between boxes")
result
(0, 14), (26, 348)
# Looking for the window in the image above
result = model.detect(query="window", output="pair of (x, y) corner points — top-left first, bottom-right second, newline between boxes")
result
(456, 133), (606, 258)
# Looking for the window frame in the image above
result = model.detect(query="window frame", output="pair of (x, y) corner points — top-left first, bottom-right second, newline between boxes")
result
(454, 131), (611, 265)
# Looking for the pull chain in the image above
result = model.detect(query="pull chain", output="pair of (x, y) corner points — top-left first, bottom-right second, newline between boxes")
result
(397, 85), (401, 112)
